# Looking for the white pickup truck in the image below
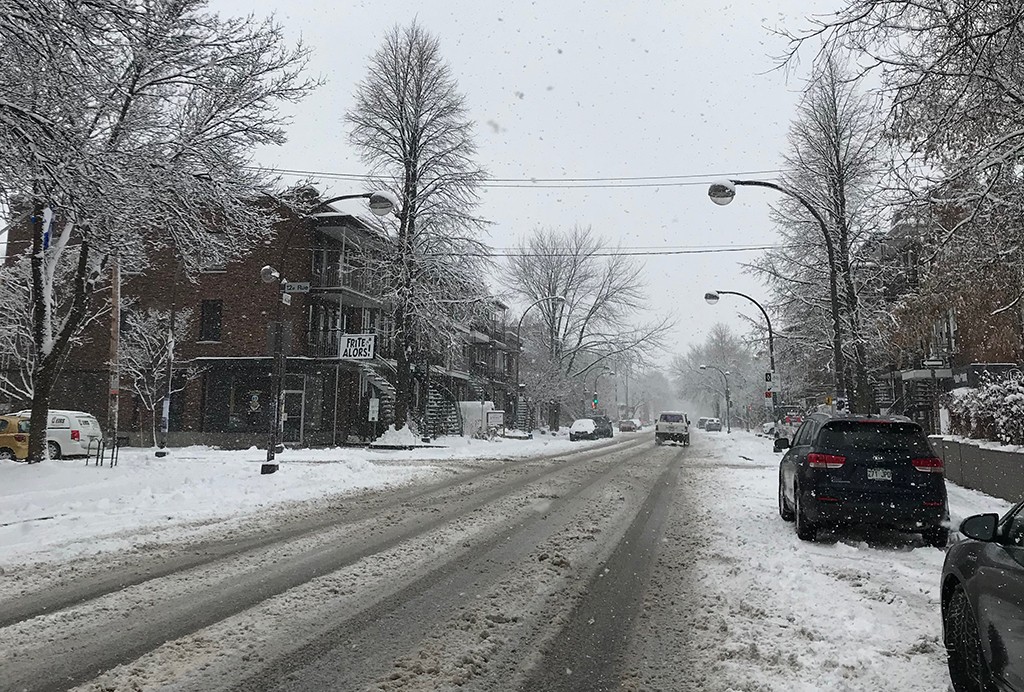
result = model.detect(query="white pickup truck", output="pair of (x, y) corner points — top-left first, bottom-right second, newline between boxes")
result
(655, 411), (690, 446)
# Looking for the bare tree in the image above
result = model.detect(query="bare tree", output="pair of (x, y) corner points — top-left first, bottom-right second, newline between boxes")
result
(671, 323), (769, 428)
(784, 1), (1024, 276)
(503, 226), (673, 424)
(750, 53), (885, 411)
(0, 255), (107, 407)
(119, 306), (201, 447)
(346, 21), (488, 427)
(0, 0), (315, 461)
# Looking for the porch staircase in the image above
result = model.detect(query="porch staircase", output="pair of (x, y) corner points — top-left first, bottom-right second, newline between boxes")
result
(468, 376), (488, 401)
(425, 384), (463, 438)
(358, 360), (396, 425)
(515, 394), (530, 429)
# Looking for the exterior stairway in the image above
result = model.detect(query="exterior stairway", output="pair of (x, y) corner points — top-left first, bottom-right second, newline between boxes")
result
(358, 360), (396, 425)
(515, 394), (530, 429)
(425, 384), (463, 438)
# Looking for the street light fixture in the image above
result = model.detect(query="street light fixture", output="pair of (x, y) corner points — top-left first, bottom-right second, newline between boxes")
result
(705, 288), (779, 434)
(591, 367), (615, 413)
(260, 190), (396, 475)
(513, 295), (566, 429)
(708, 178), (847, 404)
(699, 363), (732, 434)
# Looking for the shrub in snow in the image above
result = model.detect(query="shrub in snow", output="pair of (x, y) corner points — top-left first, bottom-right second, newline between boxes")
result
(946, 376), (1024, 445)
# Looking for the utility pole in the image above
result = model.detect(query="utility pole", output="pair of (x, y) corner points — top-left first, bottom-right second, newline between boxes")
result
(107, 254), (121, 445)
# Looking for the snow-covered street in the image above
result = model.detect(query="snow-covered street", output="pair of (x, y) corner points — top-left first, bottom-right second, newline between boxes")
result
(0, 429), (1013, 691)
(0, 432), (610, 565)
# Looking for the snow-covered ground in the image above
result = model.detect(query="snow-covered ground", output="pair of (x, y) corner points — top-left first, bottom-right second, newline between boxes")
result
(0, 431), (614, 565)
(625, 430), (1015, 692)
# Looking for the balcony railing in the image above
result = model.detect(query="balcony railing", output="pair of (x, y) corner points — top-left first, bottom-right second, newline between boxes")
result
(310, 263), (382, 296)
(306, 328), (397, 360)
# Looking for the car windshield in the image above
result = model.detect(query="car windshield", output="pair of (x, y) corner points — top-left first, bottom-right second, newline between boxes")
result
(817, 421), (932, 454)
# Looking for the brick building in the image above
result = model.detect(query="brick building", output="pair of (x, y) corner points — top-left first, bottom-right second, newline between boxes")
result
(1, 201), (519, 447)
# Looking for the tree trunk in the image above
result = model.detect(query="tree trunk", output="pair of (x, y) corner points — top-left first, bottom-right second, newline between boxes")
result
(27, 201), (48, 463)
(394, 306), (413, 427)
(27, 357), (56, 462)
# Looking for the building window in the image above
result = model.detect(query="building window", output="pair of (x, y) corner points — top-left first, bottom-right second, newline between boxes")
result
(199, 299), (222, 342)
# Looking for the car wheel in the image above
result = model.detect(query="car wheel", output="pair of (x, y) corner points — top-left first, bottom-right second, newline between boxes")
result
(945, 585), (997, 692)
(794, 484), (816, 541)
(0, 448), (15, 461)
(923, 527), (950, 549)
(654, 435), (663, 446)
(47, 441), (61, 460)
(683, 435), (690, 446)
(779, 475), (795, 522)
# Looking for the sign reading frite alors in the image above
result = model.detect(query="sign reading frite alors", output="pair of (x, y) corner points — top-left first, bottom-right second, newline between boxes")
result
(339, 334), (376, 360)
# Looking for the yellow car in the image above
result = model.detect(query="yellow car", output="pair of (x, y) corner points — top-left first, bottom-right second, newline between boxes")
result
(0, 415), (31, 461)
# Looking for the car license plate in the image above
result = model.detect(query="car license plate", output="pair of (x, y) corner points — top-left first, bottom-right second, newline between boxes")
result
(867, 468), (892, 481)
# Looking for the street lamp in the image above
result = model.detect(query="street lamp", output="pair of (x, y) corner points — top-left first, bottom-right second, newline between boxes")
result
(705, 289), (778, 434)
(260, 190), (396, 475)
(592, 367), (615, 413)
(700, 363), (731, 434)
(513, 295), (566, 429)
(708, 178), (846, 403)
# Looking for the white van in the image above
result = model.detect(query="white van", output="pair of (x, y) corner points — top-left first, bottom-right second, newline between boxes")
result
(13, 409), (103, 459)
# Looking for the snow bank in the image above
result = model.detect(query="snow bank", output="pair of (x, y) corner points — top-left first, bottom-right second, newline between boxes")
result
(661, 430), (1014, 691)
(370, 424), (423, 447)
(0, 433), (614, 565)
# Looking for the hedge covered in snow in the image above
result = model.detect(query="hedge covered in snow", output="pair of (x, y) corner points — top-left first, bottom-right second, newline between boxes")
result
(946, 378), (1024, 445)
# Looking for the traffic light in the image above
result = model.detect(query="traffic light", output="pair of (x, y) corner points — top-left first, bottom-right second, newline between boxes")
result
(592, 391), (599, 409)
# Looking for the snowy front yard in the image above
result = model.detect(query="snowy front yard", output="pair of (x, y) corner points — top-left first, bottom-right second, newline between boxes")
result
(0, 432), (614, 566)
(632, 431), (1014, 692)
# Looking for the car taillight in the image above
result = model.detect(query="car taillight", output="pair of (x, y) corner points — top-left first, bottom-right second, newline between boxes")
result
(71, 429), (80, 441)
(807, 453), (846, 469)
(912, 456), (944, 473)
(14, 434), (25, 442)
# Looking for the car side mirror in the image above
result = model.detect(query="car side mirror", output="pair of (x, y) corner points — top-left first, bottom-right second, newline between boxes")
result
(959, 513), (999, 542)
(773, 438), (790, 452)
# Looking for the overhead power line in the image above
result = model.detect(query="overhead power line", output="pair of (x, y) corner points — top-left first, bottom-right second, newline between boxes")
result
(248, 166), (793, 190)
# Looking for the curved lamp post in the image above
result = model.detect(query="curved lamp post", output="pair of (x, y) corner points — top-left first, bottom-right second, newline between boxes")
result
(593, 368), (615, 413)
(709, 179), (846, 402)
(513, 295), (566, 429)
(700, 363), (731, 434)
(260, 190), (396, 475)
(705, 289), (779, 433)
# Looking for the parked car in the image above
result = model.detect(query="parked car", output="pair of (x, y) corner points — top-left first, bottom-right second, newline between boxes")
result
(12, 409), (102, 459)
(705, 418), (723, 432)
(0, 415), (31, 461)
(697, 417), (710, 430)
(589, 415), (614, 438)
(777, 413), (948, 545)
(655, 411), (690, 446)
(942, 504), (1024, 692)
(618, 419), (639, 432)
(569, 418), (598, 441)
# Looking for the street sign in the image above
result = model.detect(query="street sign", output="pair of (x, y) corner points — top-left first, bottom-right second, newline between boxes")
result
(284, 281), (310, 294)
(280, 293), (292, 305)
(368, 397), (380, 422)
(764, 371), (777, 393)
(923, 358), (944, 368)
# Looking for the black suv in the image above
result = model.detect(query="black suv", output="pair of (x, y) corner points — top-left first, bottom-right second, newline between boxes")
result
(589, 415), (614, 439)
(777, 413), (948, 546)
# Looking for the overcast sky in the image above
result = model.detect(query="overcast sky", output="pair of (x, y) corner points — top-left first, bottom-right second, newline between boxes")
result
(212, 0), (839, 365)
